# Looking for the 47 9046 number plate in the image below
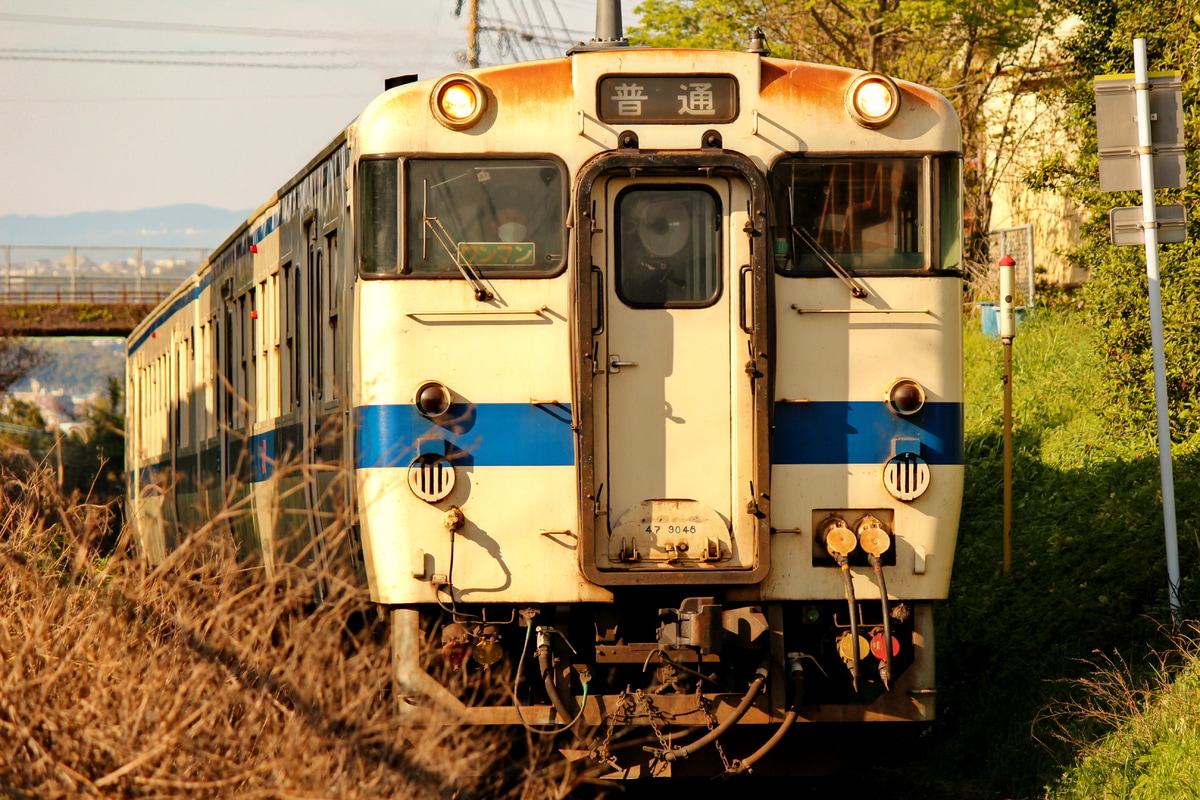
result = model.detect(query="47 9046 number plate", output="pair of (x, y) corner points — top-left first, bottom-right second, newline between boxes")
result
(609, 498), (731, 564)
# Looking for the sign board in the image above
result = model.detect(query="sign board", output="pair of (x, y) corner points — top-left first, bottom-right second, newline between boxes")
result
(598, 75), (739, 124)
(1094, 72), (1186, 191)
(1109, 204), (1188, 246)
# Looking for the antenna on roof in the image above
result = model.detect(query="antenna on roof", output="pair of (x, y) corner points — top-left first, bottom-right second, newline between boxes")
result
(568, 0), (628, 54)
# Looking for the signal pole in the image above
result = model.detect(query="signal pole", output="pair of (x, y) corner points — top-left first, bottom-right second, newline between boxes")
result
(999, 254), (1016, 576)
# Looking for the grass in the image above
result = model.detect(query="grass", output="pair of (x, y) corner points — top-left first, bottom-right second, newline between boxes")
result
(0, 466), (577, 800)
(927, 306), (1200, 798)
(4, 306), (1199, 798)
(1042, 635), (1200, 799)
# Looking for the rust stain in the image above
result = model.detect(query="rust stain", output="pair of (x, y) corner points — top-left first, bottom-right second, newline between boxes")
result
(475, 59), (575, 119)
(758, 57), (956, 139)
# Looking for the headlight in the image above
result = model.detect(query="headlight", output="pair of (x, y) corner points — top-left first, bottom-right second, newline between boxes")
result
(885, 378), (925, 416)
(431, 74), (487, 130)
(846, 73), (901, 129)
(414, 380), (453, 418)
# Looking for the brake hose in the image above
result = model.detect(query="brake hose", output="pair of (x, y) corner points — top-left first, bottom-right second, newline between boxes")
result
(824, 518), (860, 691)
(858, 516), (894, 690)
(511, 623), (590, 734)
(726, 654), (807, 774)
(649, 665), (769, 762)
(536, 626), (578, 723)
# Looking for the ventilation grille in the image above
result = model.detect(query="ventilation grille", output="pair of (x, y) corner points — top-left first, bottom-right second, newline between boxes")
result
(882, 454), (930, 502)
(408, 455), (456, 502)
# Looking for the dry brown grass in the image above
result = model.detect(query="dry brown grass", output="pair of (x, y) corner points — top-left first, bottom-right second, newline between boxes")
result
(0, 466), (575, 800)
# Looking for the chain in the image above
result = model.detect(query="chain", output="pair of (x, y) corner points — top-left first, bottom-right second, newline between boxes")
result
(696, 691), (733, 771)
(635, 689), (674, 756)
(590, 688), (632, 770)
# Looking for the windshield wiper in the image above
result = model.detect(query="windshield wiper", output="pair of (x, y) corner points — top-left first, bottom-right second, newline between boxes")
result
(423, 216), (494, 301)
(422, 179), (494, 302)
(791, 225), (869, 299)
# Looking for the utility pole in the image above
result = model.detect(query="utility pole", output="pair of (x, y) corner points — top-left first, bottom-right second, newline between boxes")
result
(454, 0), (481, 68)
(466, 0), (480, 68)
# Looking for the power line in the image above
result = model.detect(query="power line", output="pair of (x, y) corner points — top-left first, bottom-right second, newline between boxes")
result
(0, 12), (359, 41)
(0, 48), (353, 57)
(0, 54), (360, 69)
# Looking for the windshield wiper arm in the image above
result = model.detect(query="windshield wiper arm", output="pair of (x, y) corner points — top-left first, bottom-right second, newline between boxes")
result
(421, 178), (493, 302)
(791, 225), (868, 299)
(423, 215), (494, 301)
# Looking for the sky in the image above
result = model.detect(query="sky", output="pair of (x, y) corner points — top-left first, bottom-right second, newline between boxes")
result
(0, 0), (622, 219)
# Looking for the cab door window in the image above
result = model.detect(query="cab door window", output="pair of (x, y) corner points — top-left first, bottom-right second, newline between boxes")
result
(615, 186), (721, 308)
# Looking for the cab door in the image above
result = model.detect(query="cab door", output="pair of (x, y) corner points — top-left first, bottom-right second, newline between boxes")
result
(576, 156), (770, 584)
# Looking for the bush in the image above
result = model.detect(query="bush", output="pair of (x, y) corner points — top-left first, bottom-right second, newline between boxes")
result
(1030, 0), (1200, 440)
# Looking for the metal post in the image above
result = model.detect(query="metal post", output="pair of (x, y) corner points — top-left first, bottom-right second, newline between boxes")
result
(999, 254), (1017, 575)
(1133, 38), (1181, 620)
(1021, 223), (1035, 304)
(69, 246), (77, 301)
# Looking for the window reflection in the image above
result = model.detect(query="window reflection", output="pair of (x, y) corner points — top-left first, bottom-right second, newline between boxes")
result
(616, 187), (720, 308)
(771, 157), (924, 273)
(405, 159), (565, 275)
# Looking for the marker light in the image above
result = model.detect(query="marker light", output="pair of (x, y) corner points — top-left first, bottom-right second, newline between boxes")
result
(846, 73), (901, 129)
(414, 381), (453, 418)
(431, 74), (487, 130)
(886, 378), (925, 416)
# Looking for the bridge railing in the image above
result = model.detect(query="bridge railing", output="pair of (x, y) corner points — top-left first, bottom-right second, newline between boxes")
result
(0, 245), (206, 304)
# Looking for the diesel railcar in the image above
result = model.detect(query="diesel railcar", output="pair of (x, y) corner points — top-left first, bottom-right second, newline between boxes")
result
(127, 9), (963, 778)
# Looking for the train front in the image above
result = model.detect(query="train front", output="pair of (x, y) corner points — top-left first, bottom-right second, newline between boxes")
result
(348, 39), (962, 777)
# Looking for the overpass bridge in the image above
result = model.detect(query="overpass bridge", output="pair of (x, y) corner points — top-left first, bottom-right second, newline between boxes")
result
(0, 245), (205, 336)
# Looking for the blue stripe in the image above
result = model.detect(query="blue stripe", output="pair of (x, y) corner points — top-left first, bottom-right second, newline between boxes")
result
(128, 271), (214, 355)
(354, 402), (575, 468)
(772, 401), (963, 465)
(249, 430), (276, 482)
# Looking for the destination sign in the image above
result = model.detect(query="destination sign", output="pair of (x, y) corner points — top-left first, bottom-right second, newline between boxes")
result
(457, 242), (535, 267)
(597, 75), (738, 124)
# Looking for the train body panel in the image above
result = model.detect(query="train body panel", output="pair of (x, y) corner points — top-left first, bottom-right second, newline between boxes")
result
(127, 24), (965, 776)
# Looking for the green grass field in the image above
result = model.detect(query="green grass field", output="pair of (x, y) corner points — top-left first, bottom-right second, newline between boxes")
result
(932, 307), (1200, 797)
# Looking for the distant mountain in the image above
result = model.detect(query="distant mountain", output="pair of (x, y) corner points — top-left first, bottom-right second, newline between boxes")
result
(0, 204), (251, 248)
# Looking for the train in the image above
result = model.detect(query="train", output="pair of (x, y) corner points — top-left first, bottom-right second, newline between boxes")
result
(126, 1), (963, 779)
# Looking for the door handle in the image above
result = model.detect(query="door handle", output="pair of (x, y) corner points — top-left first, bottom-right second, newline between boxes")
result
(608, 354), (638, 373)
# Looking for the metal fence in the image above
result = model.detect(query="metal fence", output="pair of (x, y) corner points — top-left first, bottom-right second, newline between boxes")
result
(987, 224), (1036, 305)
(0, 245), (205, 304)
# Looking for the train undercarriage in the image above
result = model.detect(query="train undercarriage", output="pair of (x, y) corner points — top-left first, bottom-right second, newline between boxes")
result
(390, 594), (935, 777)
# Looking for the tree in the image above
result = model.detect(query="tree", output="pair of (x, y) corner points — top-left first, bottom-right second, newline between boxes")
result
(628, 0), (1066, 269)
(60, 376), (125, 502)
(0, 335), (48, 394)
(1026, 0), (1200, 438)
(0, 397), (49, 456)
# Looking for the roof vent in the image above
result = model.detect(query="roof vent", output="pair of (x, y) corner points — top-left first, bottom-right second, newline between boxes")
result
(385, 74), (419, 91)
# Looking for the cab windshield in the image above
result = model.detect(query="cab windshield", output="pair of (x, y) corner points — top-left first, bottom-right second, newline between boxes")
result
(358, 156), (566, 277)
(769, 155), (961, 275)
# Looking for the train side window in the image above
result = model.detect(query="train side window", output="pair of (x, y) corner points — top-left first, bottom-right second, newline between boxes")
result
(615, 186), (721, 308)
(936, 156), (963, 272)
(358, 158), (399, 274)
(324, 230), (338, 401)
(771, 156), (928, 274)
